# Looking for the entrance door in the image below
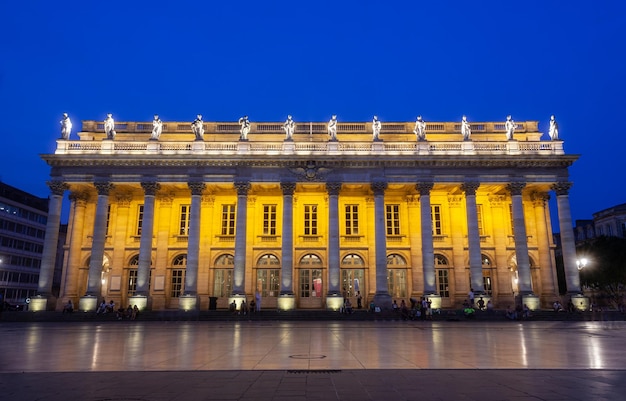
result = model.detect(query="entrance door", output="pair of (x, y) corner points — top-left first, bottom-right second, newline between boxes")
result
(298, 269), (324, 308)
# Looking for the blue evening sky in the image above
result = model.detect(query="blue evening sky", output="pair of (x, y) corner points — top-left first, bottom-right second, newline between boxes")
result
(1, 1), (625, 229)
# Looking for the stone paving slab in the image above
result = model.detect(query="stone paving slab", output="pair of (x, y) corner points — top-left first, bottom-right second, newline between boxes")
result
(2, 370), (626, 401)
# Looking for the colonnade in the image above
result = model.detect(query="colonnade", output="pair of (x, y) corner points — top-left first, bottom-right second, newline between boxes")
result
(32, 179), (586, 312)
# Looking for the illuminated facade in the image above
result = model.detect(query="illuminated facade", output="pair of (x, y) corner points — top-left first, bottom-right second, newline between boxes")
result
(37, 118), (585, 312)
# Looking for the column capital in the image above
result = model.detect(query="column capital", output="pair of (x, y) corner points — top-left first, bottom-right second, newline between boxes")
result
(371, 180), (388, 196)
(188, 182), (206, 196)
(93, 182), (114, 196)
(141, 182), (161, 196)
(461, 182), (480, 196)
(506, 182), (526, 196)
(530, 191), (550, 206)
(280, 181), (296, 196)
(416, 182), (434, 195)
(47, 180), (68, 196)
(551, 182), (573, 196)
(68, 191), (89, 204)
(326, 181), (342, 196)
(234, 181), (251, 195)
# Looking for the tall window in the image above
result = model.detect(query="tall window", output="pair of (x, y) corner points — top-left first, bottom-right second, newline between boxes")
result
(387, 254), (407, 298)
(345, 205), (359, 235)
(476, 204), (484, 236)
(263, 205), (277, 235)
(481, 254), (492, 295)
(170, 254), (187, 298)
(435, 254), (449, 298)
(213, 254), (234, 297)
(105, 205), (111, 236)
(304, 205), (318, 235)
(179, 205), (190, 235)
(508, 204), (515, 236)
(256, 254), (280, 297)
(431, 205), (442, 235)
(127, 255), (139, 296)
(136, 205), (144, 236)
(299, 254), (323, 298)
(221, 205), (235, 235)
(386, 204), (400, 235)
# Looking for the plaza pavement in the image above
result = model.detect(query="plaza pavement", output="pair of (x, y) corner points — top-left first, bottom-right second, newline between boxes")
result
(1, 319), (625, 400)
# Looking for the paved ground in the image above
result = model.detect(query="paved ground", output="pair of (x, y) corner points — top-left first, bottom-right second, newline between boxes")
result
(1, 320), (625, 400)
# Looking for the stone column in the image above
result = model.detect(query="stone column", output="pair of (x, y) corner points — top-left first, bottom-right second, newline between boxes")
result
(417, 182), (436, 291)
(179, 181), (204, 311)
(507, 182), (537, 308)
(80, 181), (113, 312)
(278, 181), (296, 310)
(62, 191), (88, 301)
(132, 182), (160, 309)
(30, 181), (67, 311)
(552, 182), (588, 310)
(371, 181), (392, 309)
(461, 182), (484, 296)
(232, 181), (250, 296)
(531, 192), (558, 303)
(326, 182), (342, 310)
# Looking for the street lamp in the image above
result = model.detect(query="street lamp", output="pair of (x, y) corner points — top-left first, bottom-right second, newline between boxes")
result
(576, 258), (588, 271)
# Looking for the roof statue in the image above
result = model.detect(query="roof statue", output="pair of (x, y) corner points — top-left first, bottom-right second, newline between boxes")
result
(505, 115), (516, 141)
(191, 114), (204, 141)
(238, 115), (250, 141)
(283, 115), (295, 141)
(461, 115), (471, 141)
(549, 115), (559, 140)
(372, 116), (382, 142)
(327, 115), (338, 141)
(150, 114), (163, 140)
(60, 113), (72, 140)
(104, 113), (116, 140)
(413, 115), (426, 141)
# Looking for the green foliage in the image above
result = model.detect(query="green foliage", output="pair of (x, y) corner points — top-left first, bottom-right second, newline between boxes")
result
(578, 236), (626, 308)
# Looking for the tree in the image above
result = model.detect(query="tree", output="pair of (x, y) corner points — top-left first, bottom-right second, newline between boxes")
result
(578, 236), (626, 308)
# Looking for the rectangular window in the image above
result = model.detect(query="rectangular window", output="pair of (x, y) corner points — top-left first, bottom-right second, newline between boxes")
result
(386, 204), (400, 235)
(387, 269), (407, 298)
(170, 269), (184, 298)
(509, 204), (515, 236)
(179, 205), (191, 235)
(136, 205), (144, 236)
(213, 269), (233, 297)
(431, 205), (442, 235)
(256, 269), (280, 297)
(106, 205), (111, 236)
(263, 205), (277, 235)
(476, 204), (484, 236)
(345, 205), (359, 235)
(221, 205), (235, 235)
(436, 269), (449, 298)
(128, 269), (138, 296)
(304, 205), (318, 235)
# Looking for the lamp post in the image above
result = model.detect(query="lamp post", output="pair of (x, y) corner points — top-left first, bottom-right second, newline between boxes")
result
(576, 258), (588, 271)
(572, 257), (590, 311)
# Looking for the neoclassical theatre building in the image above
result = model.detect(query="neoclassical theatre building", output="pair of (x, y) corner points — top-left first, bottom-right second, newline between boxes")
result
(34, 115), (585, 312)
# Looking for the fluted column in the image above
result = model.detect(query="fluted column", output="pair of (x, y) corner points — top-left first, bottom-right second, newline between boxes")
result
(417, 182), (436, 294)
(552, 182), (580, 293)
(507, 182), (532, 294)
(462, 182), (483, 295)
(29, 181), (67, 311)
(372, 181), (392, 309)
(232, 181), (250, 295)
(63, 191), (88, 299)
(280, 182), (296, 295)
(185, 182), (205, 296)
(326, 182), (342, 297)
(86, 182), (113, 297)
(136, 182), (160, 296)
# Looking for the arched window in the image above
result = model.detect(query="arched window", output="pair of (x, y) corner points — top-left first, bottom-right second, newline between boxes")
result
(341, 254), (365, 297)
(171, 254), (187, 298)
(256, 254), (280, 297)
(434, 253), (449, 298)
(481, 254), (493, 295)
(214, 254), (234, 297)
(341, 254), (364, 266)
(299, 254), (323, 298)
(387, 254), (407, 298)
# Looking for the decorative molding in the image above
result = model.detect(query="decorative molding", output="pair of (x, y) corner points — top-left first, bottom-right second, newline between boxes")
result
(69, 191), (89, 206)
(202, 195), (215, 206)
(234, 181), (251, 195)
(371, 180), (388, 196)
(551, 182), (572, 196)
(289, 161), (332, 181)
(506, 182), (526, 196)
(460, 182), (480, 196)
(115, 192), (133, 207)
(158, 192), (175, 206)
(47, 180), (68, 196)
(416, 182), (434, 195)
(93, 182), (114, 196)
(281, 182), (297, 195)
(141, 182), (161, 196)
(488, 195), (505, 207)
(326, 182), (342, 196)
(530, 191), (550, 207)
(188, 182), (206, 196)
(448, 195), (463, 208)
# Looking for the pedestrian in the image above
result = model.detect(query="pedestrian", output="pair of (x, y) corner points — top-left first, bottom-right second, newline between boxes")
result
(468, 288), (475, 307)
(356, 291), (363, 309)
(255, 290), (262, 313)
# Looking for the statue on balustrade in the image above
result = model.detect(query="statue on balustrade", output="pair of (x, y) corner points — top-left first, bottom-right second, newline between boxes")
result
(505, 115), (516, 140)
(549, 115), (559, 140)
(104, 113), (116, 140)
(372, 116), (382, 141)
(327, 115), (338, 141)
(283, 115), (295, 141)
(150, 114), (163, 140)
(461, 115), (471, 141)
(60, 113), (72, 140)
(238, 115), (250, 141)
(413, 115), (426, 141)
(191, 114), (204, 141)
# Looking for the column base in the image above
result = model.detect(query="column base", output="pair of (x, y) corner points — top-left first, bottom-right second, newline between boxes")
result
(128, 295), (149, 311)
(79, 295), (99, 312)
(178, 294), (198, 311)
(29, 295), (51, 312)
(521, 294), (541, 311)
(372, 293), (393, 311)
(277, 294), (296, 311)
(570, 293), (589, 311)
(326, 294), (343, 311)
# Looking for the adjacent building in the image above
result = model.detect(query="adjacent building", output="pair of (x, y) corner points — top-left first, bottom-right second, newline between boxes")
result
(37, 117), (585, 312)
